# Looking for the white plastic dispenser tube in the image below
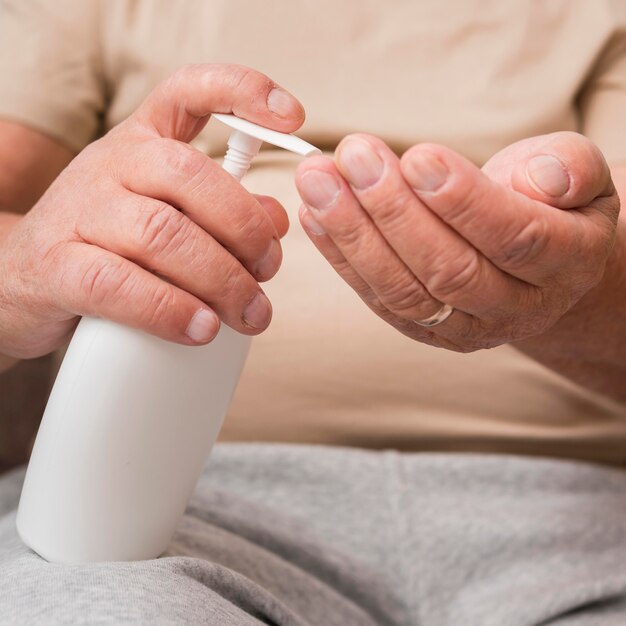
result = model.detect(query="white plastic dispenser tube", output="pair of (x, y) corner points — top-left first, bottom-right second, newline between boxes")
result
(16, 115), (320, 564)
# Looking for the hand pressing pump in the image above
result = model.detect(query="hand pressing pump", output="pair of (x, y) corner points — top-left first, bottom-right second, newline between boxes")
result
(16, 115), (320, 564)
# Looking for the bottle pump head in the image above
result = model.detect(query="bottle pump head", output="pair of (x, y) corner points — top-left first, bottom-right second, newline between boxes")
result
(213, 113), (321, 182)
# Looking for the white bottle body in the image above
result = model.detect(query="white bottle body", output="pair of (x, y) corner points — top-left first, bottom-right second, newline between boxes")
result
(16, 317), (250, 563)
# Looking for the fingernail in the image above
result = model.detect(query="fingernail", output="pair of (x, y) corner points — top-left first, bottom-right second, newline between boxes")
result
(338, 138), (384, 189)
(186, 309), (218, 343)
(267, 87), (302, 119)
(405, 151), (449, 192)
(255, 238), (281, 280)
(299, 205), (326, 235)
(526, 155), (570, 197)
(242, 292), (272, 329)
(299, 170), (340, 211)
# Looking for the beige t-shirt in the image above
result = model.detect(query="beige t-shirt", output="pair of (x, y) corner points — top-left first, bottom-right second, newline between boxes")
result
(1, 0), (626, 465)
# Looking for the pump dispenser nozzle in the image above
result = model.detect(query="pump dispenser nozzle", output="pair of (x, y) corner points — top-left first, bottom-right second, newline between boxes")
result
(213, 113), (321, 182)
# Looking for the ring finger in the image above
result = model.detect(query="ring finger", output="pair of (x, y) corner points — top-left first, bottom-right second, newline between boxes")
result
(297, 203), (482, 350)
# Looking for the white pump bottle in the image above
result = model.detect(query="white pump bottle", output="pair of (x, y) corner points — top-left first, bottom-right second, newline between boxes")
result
(16, 115), (320, 564)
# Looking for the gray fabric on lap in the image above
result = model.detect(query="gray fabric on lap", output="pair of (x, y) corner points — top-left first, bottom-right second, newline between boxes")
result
(2, 444), (626, 625)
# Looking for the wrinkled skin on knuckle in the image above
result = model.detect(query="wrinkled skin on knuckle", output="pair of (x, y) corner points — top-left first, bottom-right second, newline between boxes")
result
(372, 194), (410, 233)
(379, 274), (429, 318)
(334, 223), (365, 253)
(136, 201), (188, 262)
(228, 205), (273, 260)
(333, 223), (386, 269)
(78, 255), (133, 308)
(426, 252), (482, 301)
(158, 141), (207, 187)
(177, 151), (210, 193)
(144, 282), (177, 330)
(217, 260), (249, 304)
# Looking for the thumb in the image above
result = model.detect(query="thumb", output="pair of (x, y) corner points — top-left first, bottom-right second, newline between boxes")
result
(130, 63), (305, 143)
(485, 131), (614, 209)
